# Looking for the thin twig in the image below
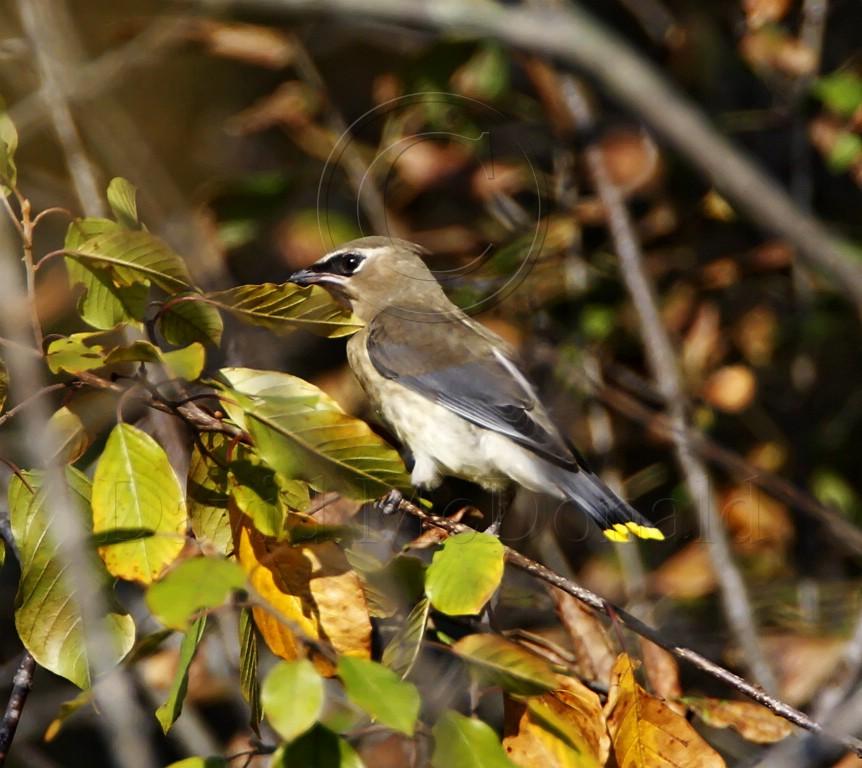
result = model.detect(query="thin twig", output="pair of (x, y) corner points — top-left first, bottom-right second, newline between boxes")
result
(195, 0), (862, 315)
(0, 652), (36, 767)
(554, 74), (776, 692)
(0, 383), (68, 429)
(387, 494), (862, 757)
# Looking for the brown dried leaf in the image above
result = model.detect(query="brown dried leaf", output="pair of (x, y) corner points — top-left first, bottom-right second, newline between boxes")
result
(227, 81), (320, 134)
(760, 634), (845, 706)
(605, 653), (726, 768)
(740, 29), (817, 77)
(550, 588), (616, 686)
(651, 542), (717, 600)
(639, 639), (683, 713)
(235, 519), (371, 675)
(599, 129), (661, 196)
(734, 305), (778, 366)
(681, 302), (723, 381)
(684, 696), (793, 743)
(743, 0), (793, 29)
(188, 20), (296, 69)
(503, 674), (609, 768)
(720, 486), (793, 555)
(702, 365), (757, 413)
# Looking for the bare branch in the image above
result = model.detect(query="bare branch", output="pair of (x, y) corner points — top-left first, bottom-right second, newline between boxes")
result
(0, 652), (36, 767)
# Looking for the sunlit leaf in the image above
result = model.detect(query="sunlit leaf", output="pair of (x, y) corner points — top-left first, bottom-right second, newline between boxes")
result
(684, 696), (793, 744)
(159, 294), (225, 347)
(271, 725), (365, 768)
(337, 656), (421, 736)
(382, 597), (430, 678)
(92, 423), (187, 583)
(46, 332), (107, 374)
(107, 177), (139, 228)
(187, 434), (232, 555)
(147, 557), (245, 630)
(218, 368), (411, 501)
(0, 97), (19, 194)
(236, 521), (371, 675)
(431, 710), (517, 768)
(262, 659), (325, 741)
(165, 758), (228, 768)
(44, 688), (95, 742)
(239, 608), (262, 731)
(605, 653), (725, 768)
(453, 634), (556, 696)
(65, 218), (148, 330)
(156, 615), (207, 734)
(206, 282), (361, 338)
(9, 469), (135, 688)
(229, 455), (290, 537)
(47, 405), (91, 464)
(0, 355), (7, 412)
(425, 532), (504, 615)
(90, 527), (154, 548)
(65, 227), (193, 294)
(102, 339), (206, 381)
(813, 72), (862, 118)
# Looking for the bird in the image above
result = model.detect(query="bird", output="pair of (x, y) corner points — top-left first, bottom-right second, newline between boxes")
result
(288, 236), (663, 543)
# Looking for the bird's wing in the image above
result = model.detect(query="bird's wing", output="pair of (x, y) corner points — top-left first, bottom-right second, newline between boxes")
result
(366, 308), (579, 470)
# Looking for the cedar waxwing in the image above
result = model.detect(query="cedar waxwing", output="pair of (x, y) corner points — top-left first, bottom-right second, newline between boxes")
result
(289, 236), (663, 542)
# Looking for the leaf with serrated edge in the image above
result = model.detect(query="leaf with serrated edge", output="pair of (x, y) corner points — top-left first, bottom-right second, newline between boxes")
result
(65, 228), (193, 294)
(156, 616), (207, 733)
(432, 710), (517, 768)
(338, 656), (421, 736)
(382, 597), (430, 678)
(65, 219), (148, 329)
(92, 423), (187, 583)
(236, 521), (371, 675)
(684, 697), (792, 744)
(9, 469), (135, 688)
(207, 282), (361, 338)
(605, 654), (726, 768)
(147, 557), (245, 630)
(426, 532), (504, 616)
(107, 177), (139, 228)
(453, 634), (557, 696)
(218, 368), (411, 501)
(262, 659), (324, 741)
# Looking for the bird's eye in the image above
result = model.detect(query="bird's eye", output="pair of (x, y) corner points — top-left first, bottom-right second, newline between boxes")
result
(333, 252), (364, 275)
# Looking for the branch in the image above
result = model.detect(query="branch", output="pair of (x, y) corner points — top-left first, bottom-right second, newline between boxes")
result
(386, 494), (862, 757)
(194, 0), (862, 315)
(0, 652), (36, 767)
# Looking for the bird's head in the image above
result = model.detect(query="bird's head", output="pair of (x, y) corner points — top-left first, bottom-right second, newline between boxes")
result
(288, 236), (449, 322)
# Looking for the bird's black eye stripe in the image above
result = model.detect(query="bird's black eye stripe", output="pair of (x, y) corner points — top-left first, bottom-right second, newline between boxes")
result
(310, 252), (365, 276)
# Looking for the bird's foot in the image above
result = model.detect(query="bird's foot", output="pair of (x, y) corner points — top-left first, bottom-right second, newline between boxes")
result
(376, 488), (404, 516)
(484, 518), (502, 537)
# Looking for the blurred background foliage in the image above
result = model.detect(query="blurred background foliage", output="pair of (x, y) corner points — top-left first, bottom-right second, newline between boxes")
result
(2, 0), (862, 765)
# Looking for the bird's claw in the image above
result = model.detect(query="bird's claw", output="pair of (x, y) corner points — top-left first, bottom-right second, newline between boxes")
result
(377, 489), (404, 516)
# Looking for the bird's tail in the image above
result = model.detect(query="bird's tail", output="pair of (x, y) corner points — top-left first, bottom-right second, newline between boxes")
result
(552, 467), (664, 542)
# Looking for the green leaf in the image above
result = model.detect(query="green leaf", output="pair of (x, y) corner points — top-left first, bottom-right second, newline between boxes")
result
(164, 759), (228, 768)
(65, 227), (194, 294)
(146, 557), (245, 630)
(92, 423), (187, 583)
(44, 688), (95, 742)
(156, 615), (207, 733)
(206, 283), (361, 338)
(64, 219), (148, 330)
(0, 354), (7, 412)
(229, 456), (295, 537)
(425, 532), (504, 615)
(9, 469), (135, 688)
(90, 527), (154, 548)
(337, 656), (421, 736)
(101, 339), (205, 381)
(382, 597), (431, 678)
(218, 368), (411, 501)
(272, 725), (365, 768)
(262, 659), (325, 741)
(239, 608), (262, 732)
(46, 332), (107, 374)
(46, 392), (111, 465)
(106, 177), (139, 228)
(452, 634), (557, 695)
(0, 97), (18, 195)
(431, 711), (517, 768)
(159, 294), (225, 347)
(813, 72), (862, 117)
(827, 131), (862, 172)
(187, 434), (232, 555)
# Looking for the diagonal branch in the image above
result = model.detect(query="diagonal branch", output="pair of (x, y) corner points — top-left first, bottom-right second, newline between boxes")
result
(385, 494), (862, 757)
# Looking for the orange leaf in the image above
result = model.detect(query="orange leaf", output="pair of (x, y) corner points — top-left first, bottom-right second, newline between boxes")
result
(639, 639), (683, 714)
(236, 519), (371, 675)
(650, 542), (717, 600)
(604, 653), (726, 768)
(684, 697), (793, 743)
(503, 675), (609, 768)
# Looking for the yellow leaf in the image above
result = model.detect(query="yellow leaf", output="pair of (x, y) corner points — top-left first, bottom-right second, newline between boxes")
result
(604, 653), (725, 768)
(684, 697), (793, 744)
(236, 519), (370, 675)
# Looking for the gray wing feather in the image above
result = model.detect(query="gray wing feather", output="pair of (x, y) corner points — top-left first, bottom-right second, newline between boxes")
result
(366, 309), (579, 470)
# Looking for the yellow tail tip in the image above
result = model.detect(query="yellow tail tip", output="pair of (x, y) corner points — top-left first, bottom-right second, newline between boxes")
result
(603, 521), (664, 542)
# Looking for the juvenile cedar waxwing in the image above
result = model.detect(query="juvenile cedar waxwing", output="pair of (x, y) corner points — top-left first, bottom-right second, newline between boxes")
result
(289, 236), (663, 542)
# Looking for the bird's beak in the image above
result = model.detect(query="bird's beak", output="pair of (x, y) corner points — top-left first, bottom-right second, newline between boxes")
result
(288, 268), (323, 287)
